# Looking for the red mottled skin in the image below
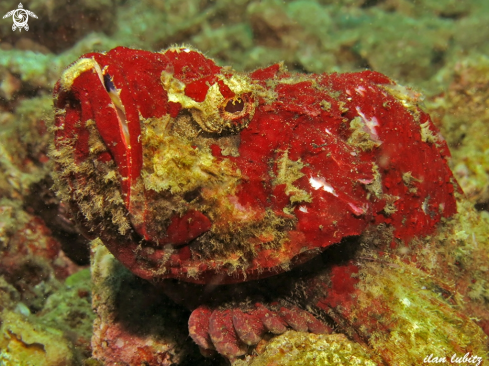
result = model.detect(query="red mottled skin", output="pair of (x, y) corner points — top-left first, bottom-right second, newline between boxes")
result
(53, 47), (463, 361)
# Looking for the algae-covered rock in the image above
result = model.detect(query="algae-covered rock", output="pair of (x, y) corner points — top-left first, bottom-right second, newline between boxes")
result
(0, 95), (52, 202)
(90, 240), (195, 366)
(0, 35), (118, 94)
(340, 256), (487, 364)
(37, 269), (94, 360)
(0, 198), (68, 311)
(236, 331), (377, 366)
(0, 276), (21, 312)
(428, 56), (489, 209)
(0, 310), (76, 366)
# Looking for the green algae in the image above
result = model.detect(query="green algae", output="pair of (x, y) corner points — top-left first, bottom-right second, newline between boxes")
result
(0, 270), (93, 365)
(426, 56), (489, 208)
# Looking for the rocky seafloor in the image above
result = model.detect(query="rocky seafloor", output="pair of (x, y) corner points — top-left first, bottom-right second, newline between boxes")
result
(0, 0), (488, 365)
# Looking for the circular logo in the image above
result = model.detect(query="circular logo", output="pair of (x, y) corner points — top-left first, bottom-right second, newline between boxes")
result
(2, 3), (38, 32)
(12, 8), (29, 30)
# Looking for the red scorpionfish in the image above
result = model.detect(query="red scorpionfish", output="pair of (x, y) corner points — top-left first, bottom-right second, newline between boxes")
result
(52, 46), (462, 361)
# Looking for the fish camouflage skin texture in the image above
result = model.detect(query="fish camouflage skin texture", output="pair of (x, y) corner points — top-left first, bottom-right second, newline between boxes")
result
(52, 46), (463, 360)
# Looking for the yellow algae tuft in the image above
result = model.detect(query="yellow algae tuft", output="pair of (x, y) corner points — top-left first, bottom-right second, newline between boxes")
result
(59, 57), (102, 91)
(348, 116), (381, 151)
(272, 149), (312, 210)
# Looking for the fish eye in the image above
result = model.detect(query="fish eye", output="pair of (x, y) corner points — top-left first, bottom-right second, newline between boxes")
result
(220, 94), (253, 120)
(224, 97), (245, 114)
(217, 93), (255, 133)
